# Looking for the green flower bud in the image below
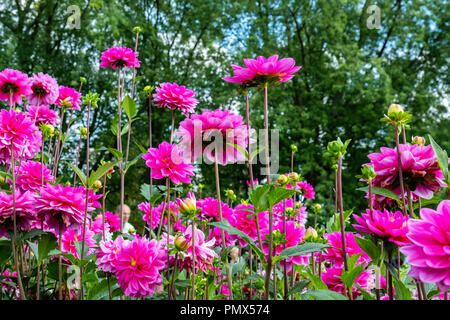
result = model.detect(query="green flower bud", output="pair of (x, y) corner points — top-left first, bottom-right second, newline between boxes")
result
(80, 127), (88, 138)
(174, 234), (190, 251)
(314, 203), (322, 211)
(80, 77), (87, 84)
(388, 104), (404, 116)
(277, 174), (288, 185)
(93, 180), (102, 189)
(305, 227), (318, 241)
(412, 136), (425, 146)
(291, 144), (298, 153)
(133, 26), (142, 34)
(289, 172), (299, 182)
(198, 183), (205, 190)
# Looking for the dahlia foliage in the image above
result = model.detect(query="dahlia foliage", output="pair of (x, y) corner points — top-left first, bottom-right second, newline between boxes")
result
(0, 43), (448, 304)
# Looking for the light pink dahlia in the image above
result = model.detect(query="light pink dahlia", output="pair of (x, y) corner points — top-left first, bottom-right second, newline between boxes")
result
(14, 160), (54, 192)
(26, 104), (59, 126)
(35, 184), (93, 234)
(96, 236), (128, 273)
(177, 109), (253, 165)
(142, 141), (194, 185)
(0, 108), (42, 165)
(353, 209), (411, 246)
(100, 47), (141, 69)
(367, 144), (447, 206)
(0, 68), (32, 106)
(400, 200), (450, 293)
(321, 265), (374, 298)
(0, 190), (36, 238)
(56, 86), (82, 111)
(153, 82), (198, 116)
(26, 72), (59, 105)
(60, 227), (96, 260)
(322, 232), (371, 266)
(222, 55), (301, 85)
(114, 236), (166, 298)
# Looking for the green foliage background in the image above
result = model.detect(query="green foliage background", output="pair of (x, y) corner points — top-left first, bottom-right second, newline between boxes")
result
(1, 0), (448, 231)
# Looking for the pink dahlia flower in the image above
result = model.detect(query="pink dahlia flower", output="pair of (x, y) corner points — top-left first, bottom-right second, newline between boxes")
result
(208, 224), (237, 248)
(60, 228), (96, 260)
(26, 105), (59, 126)
(296, 181), (315, 200)
(96, 236), (128, 273)
(322, 232), (371, 266)
(353, 209), (411, 246)
(95, 211), (121, 233)
(139, 201), (160, 230)
(14, 160), (54, 192)
(142, 141), (195, 185)
(141, 200), (184, 233)
(197, 197), (234, 222)
(246, 179), (259, 187)
(230, 204), (269, 246)
(26, 72), (59, 105)
(177, 109), (253, 165)
(100, 46), (141, 69)
(35, 184), (94, 234)
(153, 82), (198, 116)
(367, 144), (447, 205)
(222, 55), (301, 85)
(322, 265), (374, 298)
(272, 198), (308, 226)
(0, 190), (36, 238)
(400, 200), (450, 292)
(56, 86), (82, 111)
(0, 108), (42, 165)
(90, 216), (110, 235)
(114, 236), (166, 298)
(0, 68), (32, 106)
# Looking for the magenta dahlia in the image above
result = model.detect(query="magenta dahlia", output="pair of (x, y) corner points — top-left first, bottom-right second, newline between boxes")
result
(142, 141), (194, 185)
(322, 265), (374, 298)
(26, 104), (59, 126)
(177, 109), (252, 165)
(60, 227), (96, 260)
(96, 236), (128, 273)
(0, 108), (42, 165)
(35, 184), (94, 234)
(322, 232), (371, 266)
(0, 190), (36, 238)
(197, 197), (234, 222)
(114, 236), (166, 298)
(140, 200), (184, 232)
(353, 208), (411, 246)
(272, 198), (308, 226)
(0, 68), (32, 106)
(26, 72), (59, 105)
(95, 211), (121, 233)
(222, 55), (301, 85)
(56, 86), (82, 111)
(100, 46), (141, 69)
(367, 144), (447, 205)
(400, 200), (450, 292)
(230, 204), (269, 246)
(14, 160), (54, 192)
(153, 82), (198, 116)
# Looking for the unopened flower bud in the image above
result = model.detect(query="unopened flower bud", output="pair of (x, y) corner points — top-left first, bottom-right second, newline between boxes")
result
(198, 184), (204, 190)
(305, 227), (318, 241)
(174, 234), (190, 251)
(285, 207), (295, 216)
(226, 189), (235, 197)
(388, 104), (404, 116)
(80, 77), (87, 84)
(143, 85), (154, 96)
(93, 180), (102, 189)
(80, 127), (88, 137)
(291, 144), (298, 153)
(289, 172), (299, 182)
(133, 26), (142, 34)
(177, 192), (197, 216)
(412, 136), (425, 146)
(277, 174), (288, 185)
(0, 176), (5, 184)
(107, 167), (114, 174)
(314, 204), (322, 210)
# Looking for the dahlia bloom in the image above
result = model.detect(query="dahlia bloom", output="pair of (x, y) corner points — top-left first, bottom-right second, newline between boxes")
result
(114, 236), (166, 298)
(353, 209), (411, 246)
(197, 197), (234, 221)
(1, 269), (18, 293)
(222, 55), (301, 85)
(142, 141), (194, 185)
(96, 236), (128, 273)
(153, 82), (198, 116)
(14, 160), (54, 192)
(367, 144), (446, 205)
(26, 72), (59, 105)
(272, 198), (308, 226)
(95, 211), (121, 233)
(0, 190), (36, 238)
(246, 179), (259, 187)
(26, 104), (59, 126)
(140, 200), (184, 232)
(322, 265), (374, 298)
(90, 216), (111, 235)
(35, 184), (94, 234)
(208, 225), (237, 248)
(139, 202), (160, 230)
(177, 109), (253, 165)
(400, 200), (450, 292)
(60, 228), (96, 260)
(322, 232), (371, 266)
(0, 108), (42, 165)
(56, 86), (82, 111)
(230, 204), (269, 246)
(100, 47), (141, 69)
(0, 68), (32, 106)
(296, 181), (315, 200)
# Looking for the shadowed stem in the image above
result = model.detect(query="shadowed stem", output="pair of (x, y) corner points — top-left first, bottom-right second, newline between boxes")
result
(73, 135), (82, 185)
(264, 206), (273, 300)
(263, 86), (271, 184)
(117, 68), (125, 232)
(394, 125), (408, 216)
(283, 200), (288, 300)
(10, 141), (26, 300)
(58, 221), (63, 300)
(147, 94), (153, 238)
(170, 109), (175, 144)
(166, 178), (172, 299)
(191, 218), (196, 300)
(214, 153), (233, 299)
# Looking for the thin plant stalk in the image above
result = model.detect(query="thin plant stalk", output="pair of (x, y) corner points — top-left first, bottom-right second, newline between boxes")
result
(191, 218), (196, 300)
(147, 93), (153, 238)
(73, 135), (82, 185)
(282, 200), (288, 300)
(264, 206), (274, 300)
(58, 220), (63, 300)
(117, 68), (125, 232)
(214, 152), (233, 299)
(394, 125), (408, 216)
(170, 109), (175, 144)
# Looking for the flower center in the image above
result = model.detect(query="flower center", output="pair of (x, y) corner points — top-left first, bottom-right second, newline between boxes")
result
(113, 59), (127, 68)
(32, 85), (47, 97)
(1, 82), (19, 94)
(130, 257), (136, 267)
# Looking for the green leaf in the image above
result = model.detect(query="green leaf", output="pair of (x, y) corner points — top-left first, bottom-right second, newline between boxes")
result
(354, 284), (376, 300)
(134, 140), (148, 154)
(354, 236), (381, 264)
(107, 148), (123, 160)
(174, 280), (191, 288)
(393, 277), (413, 300)
(226, 142), (248, 159)
(341, 264), (364, 289)
(26, 241), (39, 262)
(18, 229), (46, 242)
(278, 243), (329, 259)
(249, 184), (271, 212)
(121, 95), (137, 119)
(209, 219), (266, 267)
(74, 241), (90, 263)
(267, 187), (296, 207)
(384, 261), (400, 281)
(287, 280), (310, 296)
(428, 135), (449, 183)
(357, 186), (400, 202)
(124, 153), (143, 174)
(66, 162), (87, 187)
(347, 253), (363, 271)
(307, 290), (348, 300)
(87, 278), (111, 300)
(303, 272), (328, 290)
(88, 161), (118, 187)
(0, 240), (12, 265)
